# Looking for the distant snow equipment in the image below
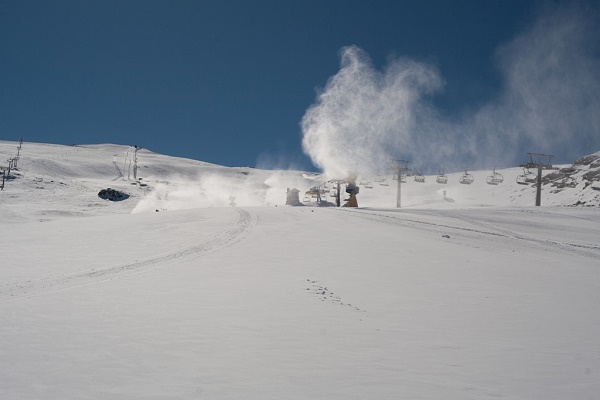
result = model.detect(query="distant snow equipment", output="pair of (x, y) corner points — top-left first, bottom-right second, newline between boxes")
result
(343, 177), (359, 207)
(459, 169), (474, 184)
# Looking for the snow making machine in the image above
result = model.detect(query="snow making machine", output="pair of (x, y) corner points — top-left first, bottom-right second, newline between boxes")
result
(326, 174), (360, 207)
(344, 181), (360, 207)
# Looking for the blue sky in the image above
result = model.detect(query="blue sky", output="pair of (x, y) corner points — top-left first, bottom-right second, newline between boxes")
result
(1, 0), (598, 171)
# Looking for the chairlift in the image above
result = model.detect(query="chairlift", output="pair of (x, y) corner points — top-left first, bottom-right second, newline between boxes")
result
(516, 168), (537, 185)
(414, 171), (425, 183)
(436, 170), (448, 184)
(374, 176), (385, 183)
(319, 186), (328, 198)
(303, 186), (323, 202)
(486, 168), (504, 185)
(379, 177), (389, 186)
(459, 169), (474, 184)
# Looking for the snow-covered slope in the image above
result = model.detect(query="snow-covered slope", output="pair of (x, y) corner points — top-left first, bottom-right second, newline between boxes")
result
(1, 141), (599, 222)
(0, 141), (320, 221)
(1, 140), (599, 399)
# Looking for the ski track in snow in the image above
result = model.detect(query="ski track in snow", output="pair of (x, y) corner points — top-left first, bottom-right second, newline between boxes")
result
(0, 208), (256, 303)
(338, 208), (600, 260)
(111, 160), (123, 181)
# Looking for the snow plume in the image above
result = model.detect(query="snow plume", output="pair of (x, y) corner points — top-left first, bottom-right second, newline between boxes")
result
(477, 2), (600, 163)
(301, 2), (600, 176)
(131, 169), (318, 212)
(132, 173), (267, 212)
(301, 45), (444, 178)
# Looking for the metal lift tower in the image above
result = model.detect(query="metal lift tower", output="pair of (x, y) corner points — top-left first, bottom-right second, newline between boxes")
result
(521, 153), (554, 206)
(388, 160), (411, 208)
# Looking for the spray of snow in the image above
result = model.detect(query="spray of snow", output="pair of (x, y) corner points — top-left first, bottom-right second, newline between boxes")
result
(301, 46), (443, 179)
(301, 3), (600, 178)
(131, 170), (318, 212)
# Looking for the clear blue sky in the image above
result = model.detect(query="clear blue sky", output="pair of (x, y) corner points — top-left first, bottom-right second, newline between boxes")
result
(2, 0), (596, 170)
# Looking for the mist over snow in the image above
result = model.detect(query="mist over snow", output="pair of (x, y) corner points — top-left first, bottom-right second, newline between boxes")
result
(131, 170), (316, 212)
(301, 3), (600, 179)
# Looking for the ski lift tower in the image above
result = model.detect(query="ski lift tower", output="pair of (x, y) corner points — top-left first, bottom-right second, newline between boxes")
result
(133, 145), (141, 181)
(327, 179), (345, 207)
(388, 160), (411, 208)
(521, 152), (554, 206)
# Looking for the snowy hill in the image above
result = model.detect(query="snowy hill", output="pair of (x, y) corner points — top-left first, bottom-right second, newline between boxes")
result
(1, 141), (599, 223)
(0, 141), (318, 221)
(1, 140), (600, 399)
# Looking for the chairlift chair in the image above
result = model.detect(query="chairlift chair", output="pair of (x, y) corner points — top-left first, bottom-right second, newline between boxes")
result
(414, 171), (425, 183)
(379, 178), (389, 186)
(319, 186), (328, 198)
(459, 169), (474, 184)
(436, 170), (448, 184)
(486, 168), (504, 185)
(303, 186), (322, 202)
(516, 168), (537, 185)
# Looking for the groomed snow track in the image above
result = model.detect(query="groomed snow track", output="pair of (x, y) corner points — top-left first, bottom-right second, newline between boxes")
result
(0, 208), (256, 303)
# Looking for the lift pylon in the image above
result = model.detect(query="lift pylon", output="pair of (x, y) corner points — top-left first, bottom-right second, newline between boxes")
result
(388, 160), (411, 208)
(520, 153), (554, 206)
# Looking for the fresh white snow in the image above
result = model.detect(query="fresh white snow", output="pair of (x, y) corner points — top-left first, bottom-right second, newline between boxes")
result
(1, 141), (599, 399)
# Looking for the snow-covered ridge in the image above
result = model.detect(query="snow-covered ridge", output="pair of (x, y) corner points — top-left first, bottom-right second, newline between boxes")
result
(1, 141), (599, 223)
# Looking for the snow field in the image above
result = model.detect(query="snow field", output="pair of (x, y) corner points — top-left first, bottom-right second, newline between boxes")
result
(1, 141), (599, 399)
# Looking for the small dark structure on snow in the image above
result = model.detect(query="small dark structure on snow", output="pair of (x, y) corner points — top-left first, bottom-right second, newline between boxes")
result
(98, 188), (129, 201)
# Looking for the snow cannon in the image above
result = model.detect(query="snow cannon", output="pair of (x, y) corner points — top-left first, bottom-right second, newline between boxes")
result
(343, 174), (359, 208)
